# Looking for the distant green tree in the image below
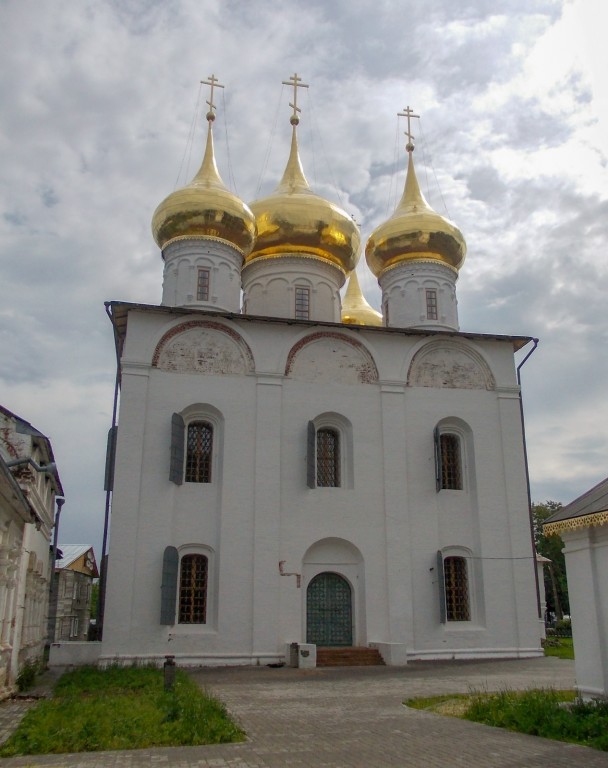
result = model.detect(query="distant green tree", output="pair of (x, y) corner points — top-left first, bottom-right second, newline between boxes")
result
(532, 501), (569, 620)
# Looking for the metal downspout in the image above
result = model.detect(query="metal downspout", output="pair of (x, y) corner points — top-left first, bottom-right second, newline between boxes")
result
(98, 302), (122, 637)
(516, 338), (540, 618)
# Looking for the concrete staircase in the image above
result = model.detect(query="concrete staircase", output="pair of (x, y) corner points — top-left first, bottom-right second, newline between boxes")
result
(316, 647), (385, 667)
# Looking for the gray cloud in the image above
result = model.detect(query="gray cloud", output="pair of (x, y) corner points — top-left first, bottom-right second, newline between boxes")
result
(0, 0), (606, 555)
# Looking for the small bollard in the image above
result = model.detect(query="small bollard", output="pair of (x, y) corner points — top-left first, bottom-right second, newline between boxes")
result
(163, 655), (176, 691)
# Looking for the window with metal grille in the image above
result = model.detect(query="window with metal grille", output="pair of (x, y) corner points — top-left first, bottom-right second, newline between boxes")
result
(440, 433), (462, 490)
(316, 428), (340, 487)
(426, 289), (438, 320)
(444, 556), (470, 621)
(178, 554), (208, 624)
(295, 286), (310, 320)
(197, 268), (210, 301)
(185, 422), (213, 483)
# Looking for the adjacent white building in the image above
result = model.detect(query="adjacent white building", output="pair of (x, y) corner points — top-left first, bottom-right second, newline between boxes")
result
(101, 81), (542, 666)
(544, 478), (608, 699)
(0, 405), (63, 696)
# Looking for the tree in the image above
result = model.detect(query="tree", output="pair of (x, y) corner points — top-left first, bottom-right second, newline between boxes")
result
(532, 501), (569, 621)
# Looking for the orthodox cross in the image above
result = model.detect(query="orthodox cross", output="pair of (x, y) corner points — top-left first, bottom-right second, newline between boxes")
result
(282, 72), (309, 124)
(398, 105), (419, 151)
(201, 74), (224, 121)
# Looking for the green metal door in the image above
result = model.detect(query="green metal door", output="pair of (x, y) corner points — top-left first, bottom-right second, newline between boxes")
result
(306, 572), (353, 646)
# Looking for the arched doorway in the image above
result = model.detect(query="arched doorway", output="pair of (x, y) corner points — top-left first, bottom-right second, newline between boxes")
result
(306, 572), (353, 646)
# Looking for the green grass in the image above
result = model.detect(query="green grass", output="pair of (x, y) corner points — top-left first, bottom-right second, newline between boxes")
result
(465, 689), (608, 751)
(544, 637), (575, 659)
(406, 688), (608, 752)
(0, 666), (244, 757)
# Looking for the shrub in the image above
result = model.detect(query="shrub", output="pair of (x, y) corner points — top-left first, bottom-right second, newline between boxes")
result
(16, 660), (41, 692)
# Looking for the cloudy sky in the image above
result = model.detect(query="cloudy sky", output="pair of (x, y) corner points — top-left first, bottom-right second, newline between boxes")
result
(1, 0), (606, 557)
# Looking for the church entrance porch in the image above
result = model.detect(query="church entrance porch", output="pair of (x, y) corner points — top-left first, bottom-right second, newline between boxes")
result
(306, 571), (353, 646)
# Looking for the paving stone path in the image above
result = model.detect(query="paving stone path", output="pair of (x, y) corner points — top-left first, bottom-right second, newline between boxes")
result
(1, 657), (607, 767)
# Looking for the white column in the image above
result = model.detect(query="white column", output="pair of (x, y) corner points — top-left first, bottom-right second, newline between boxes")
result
(250, 376), (283, 659)
(377, 384), (412, 664)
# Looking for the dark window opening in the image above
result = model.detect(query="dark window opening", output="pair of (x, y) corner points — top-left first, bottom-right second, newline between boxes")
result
(295, 286), (310, 320)
(440, 433), (462, 490)
(197, 268), (210, 301)
(186, 422), (213, 483)
(179, 554), (208, 624)
(426, 289), (438, 320)
(444, 556), (470, 621)
(316, 428), (340, 487)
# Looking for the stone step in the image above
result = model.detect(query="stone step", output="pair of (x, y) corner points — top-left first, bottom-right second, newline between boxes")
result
(316, 647), (385, 667)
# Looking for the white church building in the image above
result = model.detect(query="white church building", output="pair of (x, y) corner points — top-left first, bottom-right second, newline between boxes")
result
(101, 77), (542, 666)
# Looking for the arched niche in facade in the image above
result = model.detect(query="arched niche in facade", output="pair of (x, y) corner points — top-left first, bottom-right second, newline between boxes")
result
(407, 339), (495, 390)
(152, 320), (255, 375)
(285, 332), (378, 385)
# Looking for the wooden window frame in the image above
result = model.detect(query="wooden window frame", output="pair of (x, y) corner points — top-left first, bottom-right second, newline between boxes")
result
(435, 429), (463, 491)
(185, 421), (213, 484)
(440, 433), (462, 490)
(316, 427), (341, 487)
(443, 556), (470, 621)
(178, 553), (208, 624)
(295, 286), (310, 320)
(426, 288), (438, 320)
(197, 268), (210, 301)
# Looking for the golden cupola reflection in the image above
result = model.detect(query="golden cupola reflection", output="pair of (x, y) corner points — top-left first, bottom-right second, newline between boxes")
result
(151, 110), (256, 255)
(366, 146), (466, 278)
(246, 95), (360, 274)
(341, 270), (383, 326)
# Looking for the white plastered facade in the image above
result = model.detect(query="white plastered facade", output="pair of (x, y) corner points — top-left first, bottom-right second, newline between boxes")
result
(0, 406), (62, 697)
(101, 306), (542, 666)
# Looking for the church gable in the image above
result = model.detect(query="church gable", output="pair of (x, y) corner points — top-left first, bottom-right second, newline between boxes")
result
(152, 320), (255, 375)
(407, 340), (495, 390)
(285, 332), (378, 385)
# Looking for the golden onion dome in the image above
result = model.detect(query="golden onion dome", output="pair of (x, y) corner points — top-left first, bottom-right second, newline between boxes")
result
(151, 117), (256, 255)
(341, 270), (383, 326)
(245, 125), (360, 274)
(366, 149), (466, 278)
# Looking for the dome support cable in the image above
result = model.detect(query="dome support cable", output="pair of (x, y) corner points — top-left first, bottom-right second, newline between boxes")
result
(221, 88), (239, 197)
(256, 86), (285, 198)
(175, 83), (203, 189)
(418, 117), (451, 219)
(307, 90), (346, 210)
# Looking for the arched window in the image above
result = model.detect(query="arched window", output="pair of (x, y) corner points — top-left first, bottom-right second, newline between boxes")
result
(294, 285), (311, 320)
(178, 554), (208, 624)
(425, 288), (438, 320)
(440, 433), (462, 489)
(443, 556), (470, 621)
(316, 428), (341, 487)
(434, 428), (463, 491)
(185, 421), (213, 483)
(170, 409), (222, 486)
(307, 415), (353, 489)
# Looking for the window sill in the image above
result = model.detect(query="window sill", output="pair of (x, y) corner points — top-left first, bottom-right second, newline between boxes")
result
(443, 622), (485, 632)
(168, 625), (217, 635)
